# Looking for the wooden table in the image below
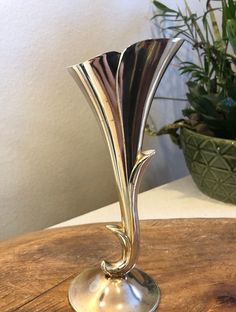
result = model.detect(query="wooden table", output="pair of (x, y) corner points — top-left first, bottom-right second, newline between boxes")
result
(1, 219), (236, 311)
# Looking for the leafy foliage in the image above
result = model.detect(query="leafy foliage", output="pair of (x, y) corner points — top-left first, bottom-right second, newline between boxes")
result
(153, 0), (236, 140)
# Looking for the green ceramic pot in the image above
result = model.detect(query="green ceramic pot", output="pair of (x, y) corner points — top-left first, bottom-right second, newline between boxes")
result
(180, 128), (236, 204)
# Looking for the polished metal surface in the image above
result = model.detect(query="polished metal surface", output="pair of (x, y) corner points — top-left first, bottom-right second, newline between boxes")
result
(68, 38), (183, 311)
(69, 268), (160, 312)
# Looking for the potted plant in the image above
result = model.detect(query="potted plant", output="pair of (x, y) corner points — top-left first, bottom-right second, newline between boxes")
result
(152, 0), (236, 204)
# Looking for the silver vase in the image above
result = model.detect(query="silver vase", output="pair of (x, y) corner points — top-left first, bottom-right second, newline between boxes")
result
(68, 38), (183, 312)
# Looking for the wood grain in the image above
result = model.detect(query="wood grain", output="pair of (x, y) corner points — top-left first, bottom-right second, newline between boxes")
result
(1, 219), (236, 311)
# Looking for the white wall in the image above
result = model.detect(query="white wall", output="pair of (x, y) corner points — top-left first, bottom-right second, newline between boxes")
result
(0, 0), (188, 240)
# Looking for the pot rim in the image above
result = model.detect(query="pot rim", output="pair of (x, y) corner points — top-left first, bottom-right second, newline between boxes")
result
(181, 127), (236, 145)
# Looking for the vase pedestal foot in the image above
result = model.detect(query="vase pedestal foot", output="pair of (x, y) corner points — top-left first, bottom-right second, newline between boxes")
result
(68, 267), (160, 312)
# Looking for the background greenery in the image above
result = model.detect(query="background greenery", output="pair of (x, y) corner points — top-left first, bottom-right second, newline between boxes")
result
(153, 0), (236, 140)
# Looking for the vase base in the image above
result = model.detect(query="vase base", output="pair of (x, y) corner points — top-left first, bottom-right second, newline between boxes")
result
(68, 267), (160, 312)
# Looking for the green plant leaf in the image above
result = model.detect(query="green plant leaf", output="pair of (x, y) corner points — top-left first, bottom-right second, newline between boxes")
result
(227, 19), (236, 53)
(207, 2), (222, 42)
(184, 0), (206, 43)
(152, 1), (176, 13)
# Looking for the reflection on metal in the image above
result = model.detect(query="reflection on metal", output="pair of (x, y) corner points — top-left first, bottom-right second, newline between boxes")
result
(68, 267), (161, 312)
(68, 38), (183, 311)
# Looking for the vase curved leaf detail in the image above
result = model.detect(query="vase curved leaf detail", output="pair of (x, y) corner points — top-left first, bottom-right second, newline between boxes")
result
(68, 38), (184, 277)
